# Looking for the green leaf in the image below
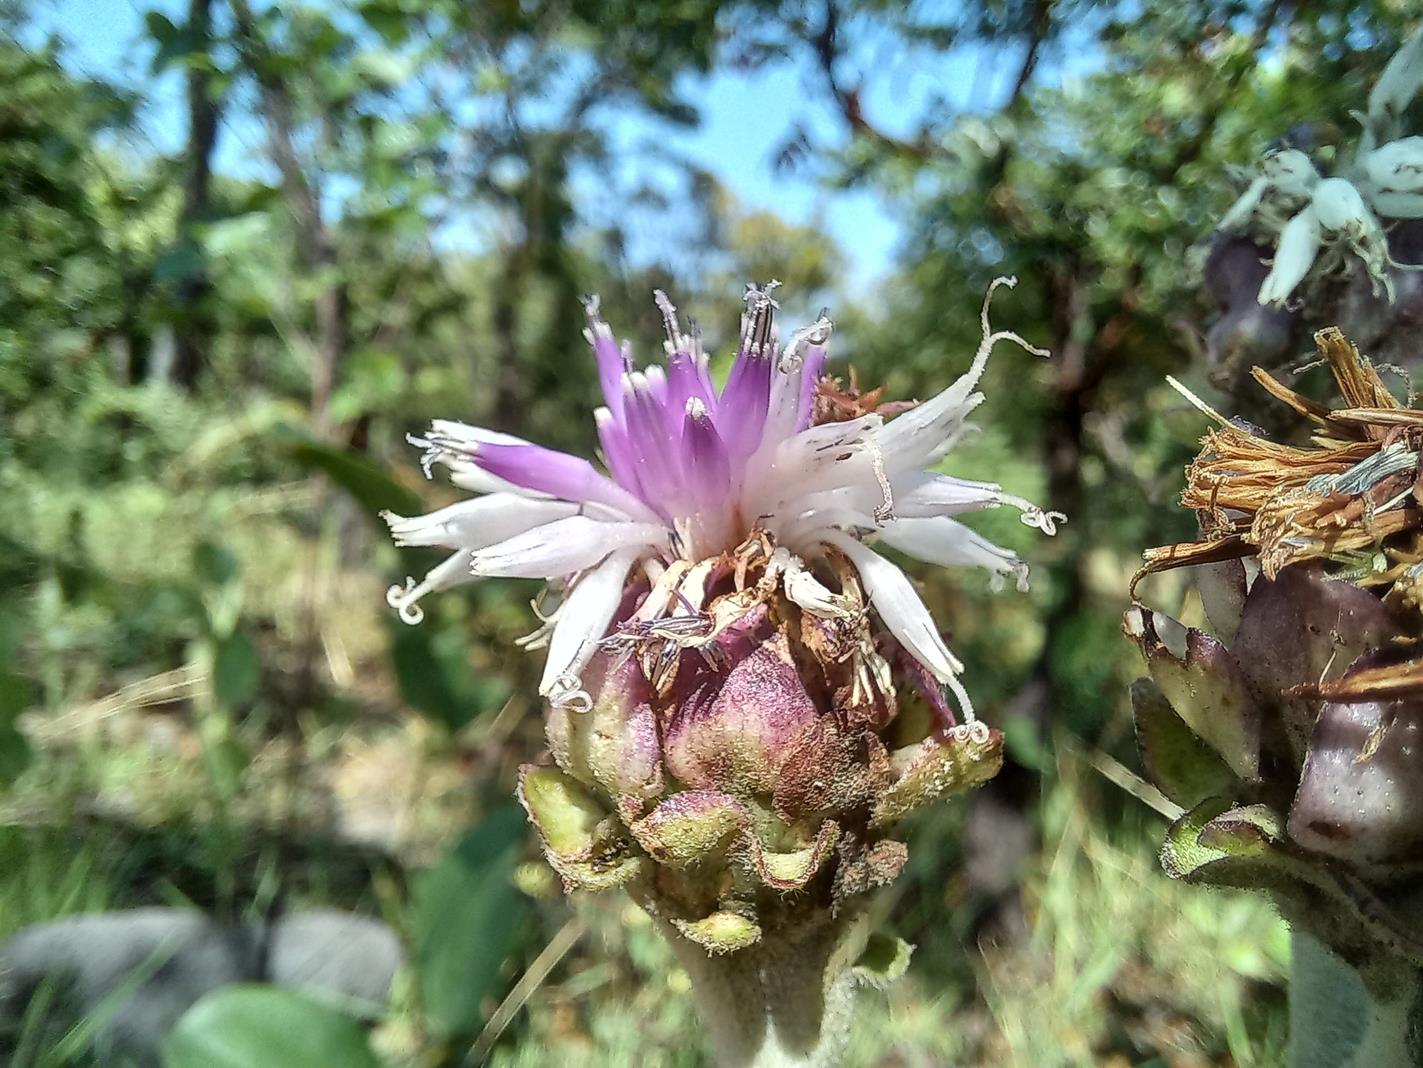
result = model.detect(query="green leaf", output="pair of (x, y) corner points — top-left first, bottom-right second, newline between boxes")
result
(278, 430), (423, 519)
(390, 623), (509, 732)
(1160, 795), (1235, 880)
(199, 712), (248, 800)
(411, 806), (529, 1038)
(357, 0), (411, 45)
(161, 985), (380, 1068)
(0, 672), (34, 786)
(213, 630), (261, 708)
(193, 542), (240, 589)
(145, 12), (204, 73)
(1162, 798), (1315, 898)
(1131, 677), (1236, 808)
(154, 242), (207, 283)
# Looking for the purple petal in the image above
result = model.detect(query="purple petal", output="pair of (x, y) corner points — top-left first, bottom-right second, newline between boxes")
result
(666, 352), (716, 426)
(595, 407), (647, 502)
(682, 399), (731, 506)
(474, 441), (655, 521)
(621, 373), (682, 511)
(716, 349), (773, 460)
(585, 298), (629, 419)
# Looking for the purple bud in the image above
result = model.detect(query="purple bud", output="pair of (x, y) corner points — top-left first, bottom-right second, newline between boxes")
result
(547, 650), (665, 817)
(1289, 684), (1423, 866)
(663, 606), (821, 796)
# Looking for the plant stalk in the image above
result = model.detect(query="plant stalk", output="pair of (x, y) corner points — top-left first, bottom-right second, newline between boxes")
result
(1289, 929), (1423, 1067)
(662, 913), (868, 1068)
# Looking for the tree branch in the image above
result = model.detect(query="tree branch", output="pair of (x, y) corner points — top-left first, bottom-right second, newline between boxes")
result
(228, 0), (348, 437)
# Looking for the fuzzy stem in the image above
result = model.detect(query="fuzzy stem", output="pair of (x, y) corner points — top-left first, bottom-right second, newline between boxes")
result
(663, 914), (868, 1068)
(1289, 930), (1423, 1067)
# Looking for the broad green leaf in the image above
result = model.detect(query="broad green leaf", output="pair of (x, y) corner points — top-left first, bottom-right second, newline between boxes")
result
(411, 806), (529, 1038)
(390, 623), (509, 732)
(161, 985), (380, 1068)
(278, 430), (423, 519)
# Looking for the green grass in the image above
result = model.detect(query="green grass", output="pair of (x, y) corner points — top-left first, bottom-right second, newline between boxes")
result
(1, 707), (1289, 1068)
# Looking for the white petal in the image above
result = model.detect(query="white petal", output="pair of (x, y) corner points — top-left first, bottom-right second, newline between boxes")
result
(740, 415), (886, 521)
(816, 530), (964, 682)
(1261, 149), (1318, 199)
(1311, 178), (1374, 233)
(877, 387), (985, 470)
(780, 550), (854, 619)
(381, 495), (578, 549)
(1363, 137), (1423, 195)
(1369, 189), (1423, 220)
(1217, 175), (1268, 233)
(1258, 208), (1321, 306)
(877, 516), (1029, 592)
(429, 420), (531, 448)
(386, 550), (476, 625)
(539, 547), (642, 705)
(469, 515), (664, 579)
(1368, 29), (1423, 137)
(894, 473), (1005, 517)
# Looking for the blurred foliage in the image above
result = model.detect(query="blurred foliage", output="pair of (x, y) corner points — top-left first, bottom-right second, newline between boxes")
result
(0, 0), (1417, 1064)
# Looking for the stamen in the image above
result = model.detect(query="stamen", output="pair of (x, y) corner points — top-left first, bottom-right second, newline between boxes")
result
(781, 314), (834, 373)
(548, 672), (593, 713)
(653, 289), (687, 353)
(741, 280), (782, 355)
(1019, 506), (1067, 535)
(868, 436), (895, 523)
(996, 493), (1066, 536)
(386, 578), (426, 625)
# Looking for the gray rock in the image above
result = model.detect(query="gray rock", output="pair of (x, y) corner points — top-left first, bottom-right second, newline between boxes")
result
(265, 909), (403, 1011)
(0, 907), (403, 1066)
(0, 909), (262, 1066)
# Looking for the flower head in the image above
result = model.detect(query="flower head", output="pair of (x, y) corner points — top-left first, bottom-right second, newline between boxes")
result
(1212, 30), (1423, 309)
(384, 279), (1062, 719)
(1127, 326), (1423, 981)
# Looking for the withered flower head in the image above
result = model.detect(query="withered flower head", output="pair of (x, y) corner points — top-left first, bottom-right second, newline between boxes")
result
(1126, 327), (1423, 987)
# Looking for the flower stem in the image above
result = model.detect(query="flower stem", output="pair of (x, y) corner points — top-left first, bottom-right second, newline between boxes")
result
(663, 914), (869, 1068)
(1289, 929), (1423, 1067)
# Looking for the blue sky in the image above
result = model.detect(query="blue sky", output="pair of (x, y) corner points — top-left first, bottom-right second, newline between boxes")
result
(27, 0), (1063, 285)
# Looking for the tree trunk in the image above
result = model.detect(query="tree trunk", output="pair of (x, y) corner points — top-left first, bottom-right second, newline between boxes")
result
(170, 0), (221, 390)
(228, 0), (349, 438)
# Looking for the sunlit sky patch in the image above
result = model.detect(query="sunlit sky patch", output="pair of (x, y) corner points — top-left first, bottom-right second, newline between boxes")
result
(28, 0), (1098, 289)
